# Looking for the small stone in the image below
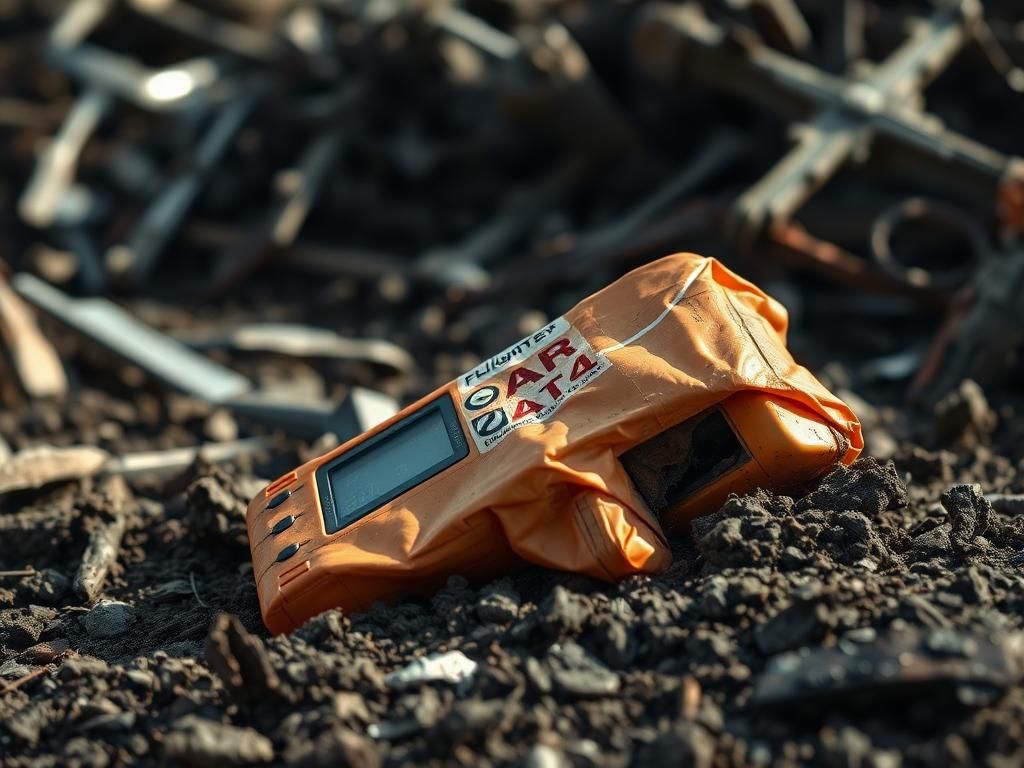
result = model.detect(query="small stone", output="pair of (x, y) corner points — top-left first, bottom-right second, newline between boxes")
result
(0, 606), (55, 650)
(476, 590), (520, 625)
(796, 458), (907, 515)
(164, 716), (274, 767)
(911, 525), (952, 559)
(186, 468), (250, 551)
(634, 723), (714, 768)
(942, 484), (992, 549)
(934, 379), (995, 448)
(296, 728), (379, 767)
(546, 642), (620, 698)
(80, 710), (137, 732)
(81, 600), (136, 639)
(204, 409), (239, 443)
(525, 744), (570, 768)
(21, 569), (71, 605)
(780, 545), (811, 570)
(18, 638), (70, 665)
(333, 692), (371, 723)
(755, 601), (828, 655)
(538, 586), (590, 636)
(951, 567), (991, 604)
(125, 669), (155, 688)
(700, 576), (731, 619)
(0, 659), (35, 679)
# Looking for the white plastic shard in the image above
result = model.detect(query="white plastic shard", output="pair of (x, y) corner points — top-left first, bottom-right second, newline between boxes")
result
(384, 650), (478, 691)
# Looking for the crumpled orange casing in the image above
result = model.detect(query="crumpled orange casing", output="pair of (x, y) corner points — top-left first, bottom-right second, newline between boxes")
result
(247, 254), (862, 634)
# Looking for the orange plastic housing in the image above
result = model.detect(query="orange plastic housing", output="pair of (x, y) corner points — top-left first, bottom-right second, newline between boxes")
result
(246, 253), (861, 634)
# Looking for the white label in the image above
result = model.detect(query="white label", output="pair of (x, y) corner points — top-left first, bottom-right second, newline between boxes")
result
(457, 318), (611, 453)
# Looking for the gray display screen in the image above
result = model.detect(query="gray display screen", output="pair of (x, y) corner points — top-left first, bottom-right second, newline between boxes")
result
(317, 396), (469, 533)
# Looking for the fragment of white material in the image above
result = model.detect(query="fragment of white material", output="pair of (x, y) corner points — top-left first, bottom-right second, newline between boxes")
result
(0, 445), (110, 496)
(384, 650), (478, 690)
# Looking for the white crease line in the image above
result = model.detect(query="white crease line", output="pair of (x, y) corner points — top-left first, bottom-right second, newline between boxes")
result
(600, 259), (709, 354)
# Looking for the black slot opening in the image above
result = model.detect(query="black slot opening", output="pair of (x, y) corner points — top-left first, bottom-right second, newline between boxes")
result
(620, 407), (750, 517)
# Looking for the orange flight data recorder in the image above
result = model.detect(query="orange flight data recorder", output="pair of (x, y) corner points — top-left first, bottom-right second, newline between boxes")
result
(247, 253), (862, 634)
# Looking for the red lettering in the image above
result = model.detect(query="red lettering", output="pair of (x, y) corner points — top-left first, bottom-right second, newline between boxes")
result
(542, 374), (563, 399)
(538, 338), (576, 372)
(570, 354), (597, 381)
(506, 366), (543, 398)
(512, 399), (543, 420)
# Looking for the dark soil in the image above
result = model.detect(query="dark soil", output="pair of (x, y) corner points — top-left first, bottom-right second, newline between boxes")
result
(5, 1), (1024, 766)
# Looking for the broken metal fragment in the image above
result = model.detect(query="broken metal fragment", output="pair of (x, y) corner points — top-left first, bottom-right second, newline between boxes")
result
(14, 272), (397, 439)
(13, 272), (252, 404)
(177, 323), (414, 374)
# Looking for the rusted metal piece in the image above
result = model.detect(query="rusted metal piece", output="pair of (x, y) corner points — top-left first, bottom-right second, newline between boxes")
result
(766, 220), (948, 305)
(634, 1), (1023, 246)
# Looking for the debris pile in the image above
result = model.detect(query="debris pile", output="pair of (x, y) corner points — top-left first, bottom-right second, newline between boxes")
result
(3, 0), (1024, 766)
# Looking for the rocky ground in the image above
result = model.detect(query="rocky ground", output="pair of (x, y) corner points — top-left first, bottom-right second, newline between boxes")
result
(5, 0), (1024, 766)
(4, 366), (1024, 767)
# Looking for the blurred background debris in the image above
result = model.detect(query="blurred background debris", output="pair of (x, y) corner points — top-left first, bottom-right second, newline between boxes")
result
(4, 0), (1024, 765)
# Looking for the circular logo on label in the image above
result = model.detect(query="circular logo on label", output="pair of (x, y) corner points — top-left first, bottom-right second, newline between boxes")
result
(464, 385), (499, 411)
(472, 408), (508, 437)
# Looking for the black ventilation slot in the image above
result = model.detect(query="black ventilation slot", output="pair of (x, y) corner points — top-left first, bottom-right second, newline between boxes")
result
(621, 407), (750, 517)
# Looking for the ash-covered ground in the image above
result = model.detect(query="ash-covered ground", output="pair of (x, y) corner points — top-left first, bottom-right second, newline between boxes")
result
(4, 374), (1024, 767)
(5, 0), (1024, 766)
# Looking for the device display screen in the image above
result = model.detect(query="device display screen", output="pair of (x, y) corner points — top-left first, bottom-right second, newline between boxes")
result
(317, 395), (469, 534)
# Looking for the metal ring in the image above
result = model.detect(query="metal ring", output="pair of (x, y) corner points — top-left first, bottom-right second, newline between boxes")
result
(869, 198), (989, 291)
